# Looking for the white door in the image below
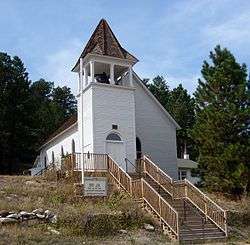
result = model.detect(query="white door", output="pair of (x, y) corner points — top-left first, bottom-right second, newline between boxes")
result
(106, 141), (126, 169)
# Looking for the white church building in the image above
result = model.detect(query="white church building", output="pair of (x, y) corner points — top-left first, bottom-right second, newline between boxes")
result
(32, 19), (180, 179)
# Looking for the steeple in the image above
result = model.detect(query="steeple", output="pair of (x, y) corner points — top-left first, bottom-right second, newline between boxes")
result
(72, 19), (138, 72)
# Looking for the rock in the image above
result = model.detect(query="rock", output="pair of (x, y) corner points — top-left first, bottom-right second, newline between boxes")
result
(19, 211), (36, 220)
(32, 208), (43, 215)
(6, 213), (19, 220)
(0, 210), (10, 218)
(119, 229), (128, 234)
(36, 214), (45, 219)
(48, 226), (60, 235)
(143, 223), (155, 231)
(0, 217), (19, 224)
(44, 210), (54, 219)
(50, 214), (57, 224)
(25, 180), (39, 186)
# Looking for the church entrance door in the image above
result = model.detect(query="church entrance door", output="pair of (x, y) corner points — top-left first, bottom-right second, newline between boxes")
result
(105, 133), (126, 170)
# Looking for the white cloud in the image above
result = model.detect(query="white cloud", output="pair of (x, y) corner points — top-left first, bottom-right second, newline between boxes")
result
(203, 11), (250, 46)
(40, 38), (82, 95)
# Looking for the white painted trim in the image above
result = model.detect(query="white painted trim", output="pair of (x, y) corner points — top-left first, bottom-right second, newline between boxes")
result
(39, 122), (78, 149)
(133, 72), (181, 129)
(84, 53), (136, 66)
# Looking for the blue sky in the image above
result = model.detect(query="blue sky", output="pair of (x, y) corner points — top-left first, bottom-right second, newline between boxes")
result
(1, 0), (250, 95)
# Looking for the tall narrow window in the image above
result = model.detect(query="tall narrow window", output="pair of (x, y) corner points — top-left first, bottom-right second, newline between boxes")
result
(61, 146), (64, 157)
(52, 151), (55, 163)
(136, 137), (142, 159)
(44, 156), (47, 168)
(72, 139), (75, 153)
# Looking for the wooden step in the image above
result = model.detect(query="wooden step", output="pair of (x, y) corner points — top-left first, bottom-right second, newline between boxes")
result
(180, 232), (225, 240)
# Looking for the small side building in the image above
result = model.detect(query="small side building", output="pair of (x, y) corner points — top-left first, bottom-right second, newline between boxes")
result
(177, 155), (200, 185)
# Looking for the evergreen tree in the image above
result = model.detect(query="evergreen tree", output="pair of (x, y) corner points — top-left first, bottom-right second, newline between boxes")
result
(0, 53), (35, 173)
(192, 45), (250, 197)
(51, 86), (77, 119)
(146, 76), (197, 160)
(147, 76), (170, 107)
(31, 80), (77, 145)
(168, 84), (196, 159)
(0, 53), (77, 174)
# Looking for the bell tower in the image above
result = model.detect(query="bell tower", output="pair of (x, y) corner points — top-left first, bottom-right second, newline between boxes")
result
(72, 19), (138, 171)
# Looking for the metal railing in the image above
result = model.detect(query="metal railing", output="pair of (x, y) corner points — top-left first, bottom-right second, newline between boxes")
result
(34, 163), (55, 176)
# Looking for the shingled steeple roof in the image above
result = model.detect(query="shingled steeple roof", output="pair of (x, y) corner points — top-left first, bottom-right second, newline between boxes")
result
(72, 19), (138, 71)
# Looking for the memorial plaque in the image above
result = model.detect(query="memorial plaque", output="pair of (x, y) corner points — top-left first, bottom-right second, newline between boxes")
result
(84, 177), (107, 196)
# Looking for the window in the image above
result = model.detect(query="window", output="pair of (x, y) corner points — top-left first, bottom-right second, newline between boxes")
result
(61, 146), (64, 157)
(72, 139), (75, 153)
(178, 170), (187, 180)
(44, 156), (47, 168)
(52, 151), (55, 163)
(136, 137), (142, 159)
(106, 133), (121, 141)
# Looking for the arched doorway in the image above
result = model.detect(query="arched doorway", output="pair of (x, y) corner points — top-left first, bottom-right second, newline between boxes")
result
(136, 137), (142, 159)
(105, 132), (126, 169)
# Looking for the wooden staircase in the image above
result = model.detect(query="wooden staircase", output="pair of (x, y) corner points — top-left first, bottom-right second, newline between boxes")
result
(137, 173), (226, 242)
(63, 153), (228, 242)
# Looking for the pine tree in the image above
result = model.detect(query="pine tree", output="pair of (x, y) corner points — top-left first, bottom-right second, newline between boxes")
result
(147, 76), (170, 107)
(192, 45), (250, 197)
(0, 53), (35, 173)
(168, 84), (196, 159)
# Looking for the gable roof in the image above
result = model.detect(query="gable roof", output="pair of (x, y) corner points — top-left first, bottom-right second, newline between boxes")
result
(40, 114), (77, 149)
(72, 19), (138, 71)
(133, 72), (181, 129)
(177, 158), (198, 169)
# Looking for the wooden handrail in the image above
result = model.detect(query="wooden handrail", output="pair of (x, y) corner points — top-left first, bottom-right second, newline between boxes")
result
(142, 156), (174, 196)
(141, 179), (179, 238)
(142, 155), (227, 236)
(143, 156), (173, 183)
(107, 156), (179, 239)
(108, 155), (132, 193)
(183, 179), (227, 235)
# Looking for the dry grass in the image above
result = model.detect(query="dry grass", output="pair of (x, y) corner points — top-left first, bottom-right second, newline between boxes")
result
(0, 175), (169, 244)
(207, 192), (250, 243)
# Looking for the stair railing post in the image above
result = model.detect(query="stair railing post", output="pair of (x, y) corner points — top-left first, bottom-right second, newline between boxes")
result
(204, 198), (208, 221)
(184, 180), (188, 198)
(224, 211), (228, 237)
(130, 179), (132, 195)
(159, 195), (162, 224)
(143, 156), (146, 173)
(141, 179), (144, 199)
(118, 167), (121, 189)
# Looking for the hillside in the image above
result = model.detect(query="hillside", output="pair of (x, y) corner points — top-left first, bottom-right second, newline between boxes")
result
(0, 175), (169, 245)
(0, 175), (249, 244)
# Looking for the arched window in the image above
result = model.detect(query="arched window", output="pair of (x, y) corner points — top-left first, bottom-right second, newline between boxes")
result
(106, 133), (122, 141)
(72, 139), (75, 153)
(51, 151), (55, 163)
(136, 137), (142, 159)
(61, 146), (64, 157)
